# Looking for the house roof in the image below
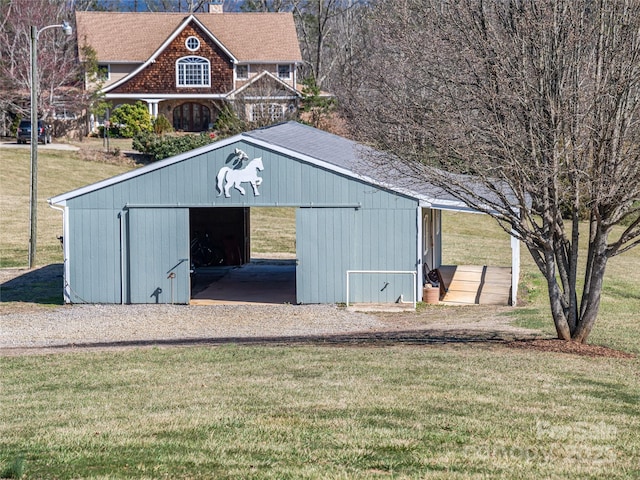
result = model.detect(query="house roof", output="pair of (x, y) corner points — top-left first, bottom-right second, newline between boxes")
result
(49, 122), (503, 212)
(75, 11), (302, 64)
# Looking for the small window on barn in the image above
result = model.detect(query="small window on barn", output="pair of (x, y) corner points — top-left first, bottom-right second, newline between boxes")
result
(185, 36), (200, 51)
(236, 65), (249, 80)
(176, 56), (210, 87)
(277, 64), (291, 80)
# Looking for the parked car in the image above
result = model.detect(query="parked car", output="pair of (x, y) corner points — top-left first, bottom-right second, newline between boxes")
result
(16, 119), (52, 144)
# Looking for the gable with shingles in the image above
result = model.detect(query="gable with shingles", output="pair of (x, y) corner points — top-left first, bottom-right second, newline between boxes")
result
(75, 11), (302, 64)
(107, 21), (234, 95)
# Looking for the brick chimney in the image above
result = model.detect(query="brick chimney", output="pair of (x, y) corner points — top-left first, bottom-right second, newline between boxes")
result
(208, 1), (223, 13)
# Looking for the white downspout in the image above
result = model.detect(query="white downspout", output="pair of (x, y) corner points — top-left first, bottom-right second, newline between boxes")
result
(49, 202), (71, 303)
(120, 210), (127, 305)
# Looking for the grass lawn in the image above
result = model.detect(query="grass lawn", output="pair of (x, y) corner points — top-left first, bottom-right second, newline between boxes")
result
(0, 146), (137, 268)
(1, 145), (640, 478)
(1, 345), (638, 479)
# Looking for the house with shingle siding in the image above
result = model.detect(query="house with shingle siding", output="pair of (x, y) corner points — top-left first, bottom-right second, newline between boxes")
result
(76, 4), (303, 131)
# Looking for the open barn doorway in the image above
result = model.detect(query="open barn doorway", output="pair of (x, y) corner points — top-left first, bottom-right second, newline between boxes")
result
(190, 207), (297, 304)
(189, 207), (248, 269)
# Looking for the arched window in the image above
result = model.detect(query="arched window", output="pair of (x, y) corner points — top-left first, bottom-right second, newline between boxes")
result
(176, 56), (210, 87)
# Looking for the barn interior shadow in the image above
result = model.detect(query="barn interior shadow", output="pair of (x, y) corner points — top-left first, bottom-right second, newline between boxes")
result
(0, 264), (63, 304)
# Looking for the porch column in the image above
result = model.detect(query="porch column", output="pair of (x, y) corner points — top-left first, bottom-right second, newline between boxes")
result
(417, 206), (423, 301)
(142, 99), (160, 119)
(511, 227), (520, 306)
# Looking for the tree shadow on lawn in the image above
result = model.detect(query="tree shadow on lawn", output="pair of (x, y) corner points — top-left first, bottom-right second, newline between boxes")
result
(0, 264), (63, 304)
(13, 328), (520, 353)
(14, 332), (631, 358)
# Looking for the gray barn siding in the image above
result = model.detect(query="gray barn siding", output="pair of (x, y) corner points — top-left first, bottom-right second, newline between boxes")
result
(127, 208), (190, 304)
(296, 206), (417, 304)
(63, 139), (419, 304)
(66, 141), (417, 210)
(296, 208), (357, 304)
(355, 209), (417, 303)
(68, 209), (121, 303)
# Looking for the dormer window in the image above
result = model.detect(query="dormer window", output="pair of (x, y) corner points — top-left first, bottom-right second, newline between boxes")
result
(185, 36), (200, 51)
(236, 65), (249, 80)
(97, 64), (110, 81)
(176, 56), (210, 87)
(278, 64), (291, 80)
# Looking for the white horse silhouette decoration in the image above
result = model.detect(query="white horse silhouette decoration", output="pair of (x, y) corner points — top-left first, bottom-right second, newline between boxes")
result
(216, 157), (264, 198)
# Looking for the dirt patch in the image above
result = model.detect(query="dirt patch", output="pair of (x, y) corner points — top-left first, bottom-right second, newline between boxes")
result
(77, 147), (149, 167)
(506, 339), (636, 358)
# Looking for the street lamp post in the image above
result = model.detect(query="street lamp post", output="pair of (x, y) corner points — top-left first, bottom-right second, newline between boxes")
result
(28, 21), (72, 269)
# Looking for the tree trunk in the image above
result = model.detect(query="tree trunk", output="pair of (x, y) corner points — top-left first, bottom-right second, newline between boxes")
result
(572, 233), (609, 343)
(543, 248), (572, 340)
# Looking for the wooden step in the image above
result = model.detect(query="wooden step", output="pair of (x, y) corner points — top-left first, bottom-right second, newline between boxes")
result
(439, 265), (512, 306)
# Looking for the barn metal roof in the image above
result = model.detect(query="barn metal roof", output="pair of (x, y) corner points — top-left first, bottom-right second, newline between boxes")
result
(243, 122), (481, 210)
(49, 121), (502, 212)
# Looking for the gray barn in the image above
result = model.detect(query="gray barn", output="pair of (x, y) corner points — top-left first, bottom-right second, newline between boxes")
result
(49, 122), (520, 305)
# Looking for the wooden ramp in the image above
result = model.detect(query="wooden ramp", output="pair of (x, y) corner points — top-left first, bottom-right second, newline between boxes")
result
(438, 265), (512, 306)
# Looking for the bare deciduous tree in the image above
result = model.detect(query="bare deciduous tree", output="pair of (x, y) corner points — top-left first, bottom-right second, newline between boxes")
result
(0, 0), (79, 121)
(241, 0), (291, 11)
(347, 0), (640, 343)
(240, 0), (366, 89)
(293, 0), (365, 88)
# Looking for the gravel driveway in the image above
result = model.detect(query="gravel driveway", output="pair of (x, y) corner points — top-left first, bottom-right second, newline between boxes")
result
(0, 304), (387, 349)
(1, 266), (541, 356)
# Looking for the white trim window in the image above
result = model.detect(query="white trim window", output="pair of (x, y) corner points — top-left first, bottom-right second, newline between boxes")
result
(236, 64), (249, 80)
(250, 103), (285, 122)
(97, 64), (110, 82)
(185, 36), (200, 51)
(176, 56), (210, 87)
(277, 64), (291, 80)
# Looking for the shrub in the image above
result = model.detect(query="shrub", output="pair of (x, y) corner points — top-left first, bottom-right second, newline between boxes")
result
(300, 77), (336, 128)
(10, 116), (20, 136)
(132, 132), (217, 161)
(214, 106), (248, 137)
(153, 115), (174, 135)
(109, 102), (153, 138)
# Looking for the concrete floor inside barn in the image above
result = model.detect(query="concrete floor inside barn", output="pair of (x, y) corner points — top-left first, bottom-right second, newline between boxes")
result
(190, 260), (297, 305)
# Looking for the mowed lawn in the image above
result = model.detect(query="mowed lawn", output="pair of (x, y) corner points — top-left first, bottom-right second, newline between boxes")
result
(0, 143), (137, 268)
(1, 144), (639, 478)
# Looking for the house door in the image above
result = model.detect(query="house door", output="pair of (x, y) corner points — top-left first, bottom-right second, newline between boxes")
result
(173, 103), (211, 132)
